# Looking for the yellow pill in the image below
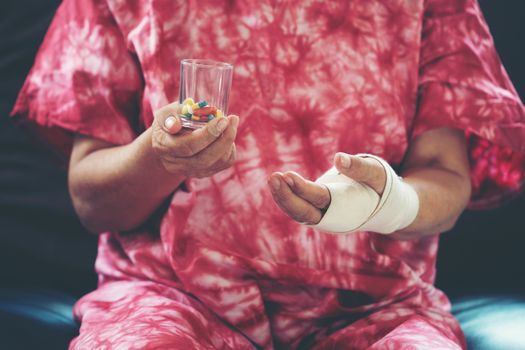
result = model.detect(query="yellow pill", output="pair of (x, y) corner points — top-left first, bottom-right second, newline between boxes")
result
(191, 103), (199, 110)
(181, 105), (188, 115)
(216, 109), (224, 118)
(183, 97), (195, 105)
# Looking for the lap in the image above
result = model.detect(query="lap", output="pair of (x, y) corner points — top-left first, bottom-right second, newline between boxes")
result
(311, 306), (465, 350)
(71, 281), (464, 350)
(69, 281), (254, 350)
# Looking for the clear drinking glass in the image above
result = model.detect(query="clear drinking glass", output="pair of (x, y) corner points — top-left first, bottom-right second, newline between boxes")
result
(179, 59), (233, 129)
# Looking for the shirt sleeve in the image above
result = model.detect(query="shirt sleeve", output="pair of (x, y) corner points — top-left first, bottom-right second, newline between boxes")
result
(413, 0), (525, 209)
(10, 0), (142, 162)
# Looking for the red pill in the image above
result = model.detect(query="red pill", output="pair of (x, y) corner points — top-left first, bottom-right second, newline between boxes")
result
(193, 106), (217, 116)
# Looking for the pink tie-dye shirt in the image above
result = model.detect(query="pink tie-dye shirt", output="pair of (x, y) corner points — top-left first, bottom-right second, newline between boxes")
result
(12, 0), (525, 349)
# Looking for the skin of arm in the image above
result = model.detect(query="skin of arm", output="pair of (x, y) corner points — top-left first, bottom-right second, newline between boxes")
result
(268, 127), (472, 240)
(69, 102), (239, 233)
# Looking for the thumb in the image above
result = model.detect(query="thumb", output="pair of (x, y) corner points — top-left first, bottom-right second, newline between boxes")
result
(334, 153), (386, 195)
(154, 101), (183, 135)
(163, 115), (183, 134)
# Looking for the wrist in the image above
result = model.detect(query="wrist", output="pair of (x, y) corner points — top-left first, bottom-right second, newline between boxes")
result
(134, 127), (186, 196)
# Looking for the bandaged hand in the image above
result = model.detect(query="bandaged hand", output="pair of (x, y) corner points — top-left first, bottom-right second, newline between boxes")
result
(268, 153), (419, 234)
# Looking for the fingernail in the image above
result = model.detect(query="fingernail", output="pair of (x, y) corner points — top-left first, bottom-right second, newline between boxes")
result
(231, 116), (240, 129)
(284, 176), (294, 187)
(338, 153), (351, 168)
(164, 116), (176, 129)
(270, 177), (281, 191)
(217, 118), (228, 132)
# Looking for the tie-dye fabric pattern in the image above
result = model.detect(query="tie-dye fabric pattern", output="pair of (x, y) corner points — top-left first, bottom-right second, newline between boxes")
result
(11, 0), (525, 349)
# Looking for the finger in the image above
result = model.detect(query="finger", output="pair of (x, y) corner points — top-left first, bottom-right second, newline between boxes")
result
(282, 171), (330, 209)
(218, 143), (237, 169)
(334, 153), (386, 194)
(154, 101), (183, 134)
(167, 115), (235, 157)
(195, 143), (237, 178)
(191, 116), (238, 164)
(268, 173), (322, 225)
(164, 116), (238, 169)
(219, 143), (236, 164)
(201, 143), (237, 177)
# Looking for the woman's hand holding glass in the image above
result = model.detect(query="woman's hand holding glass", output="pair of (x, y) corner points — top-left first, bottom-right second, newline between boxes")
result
(152, 101), (239, 179)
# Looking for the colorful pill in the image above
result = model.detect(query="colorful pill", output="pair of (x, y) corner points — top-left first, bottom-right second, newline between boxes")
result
(193, 106), (217, 116)
(183, 97), (195, 105)
(181, 98), (225, 125)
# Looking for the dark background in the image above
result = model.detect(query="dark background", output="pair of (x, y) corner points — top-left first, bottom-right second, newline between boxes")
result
(0, 0), (524, 299)
(0, 0), (97, 296)
(435, 0), (525, 297)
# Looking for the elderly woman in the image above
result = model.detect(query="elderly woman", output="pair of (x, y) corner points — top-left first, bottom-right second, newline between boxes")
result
(12, 0), (524, 348)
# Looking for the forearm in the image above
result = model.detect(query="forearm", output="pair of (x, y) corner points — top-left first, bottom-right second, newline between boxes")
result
(270, 128), (471, 239)
(391, 164), (471, 239)
(69, 127), (184, 233)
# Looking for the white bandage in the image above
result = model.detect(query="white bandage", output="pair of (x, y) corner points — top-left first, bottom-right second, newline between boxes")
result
(312, 154), (419, 234)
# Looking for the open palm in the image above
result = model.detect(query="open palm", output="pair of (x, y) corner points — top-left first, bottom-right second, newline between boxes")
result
(268, 153), (387, 225)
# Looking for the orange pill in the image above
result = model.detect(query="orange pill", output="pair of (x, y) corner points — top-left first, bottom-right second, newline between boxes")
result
(193, 106), (217, 116)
